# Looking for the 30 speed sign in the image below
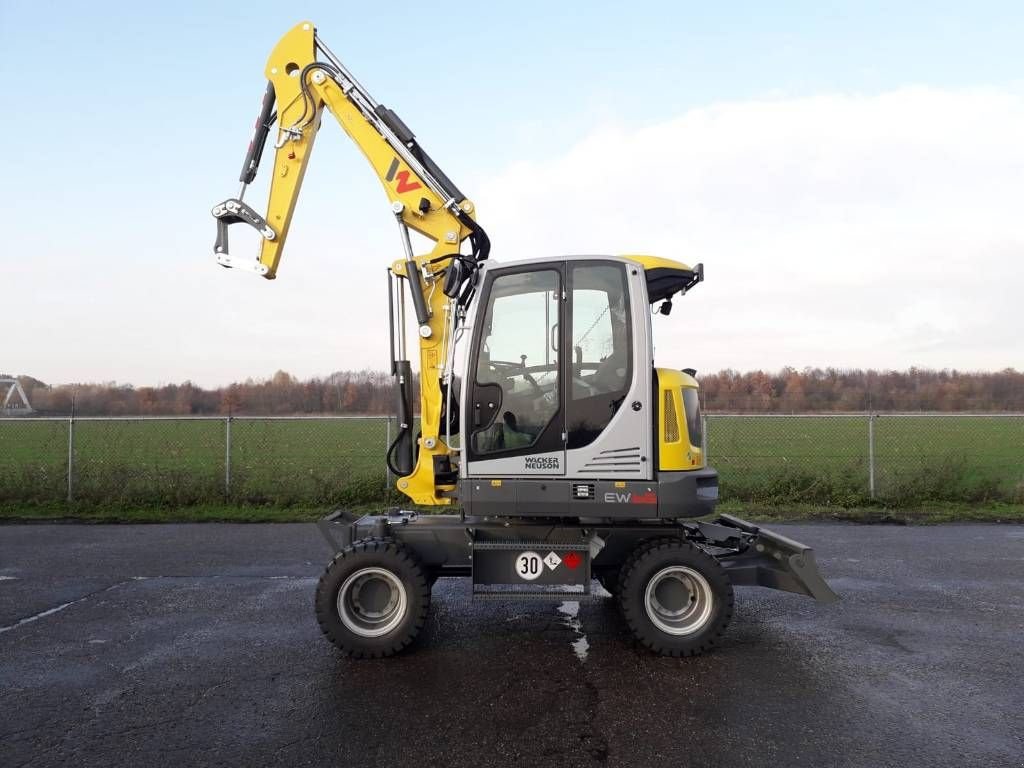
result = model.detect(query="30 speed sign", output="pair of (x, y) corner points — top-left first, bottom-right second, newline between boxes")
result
(514, 551), (543, 581)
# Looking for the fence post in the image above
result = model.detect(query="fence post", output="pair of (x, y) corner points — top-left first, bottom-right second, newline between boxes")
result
(868, 412), (876, 499)
(224, 416), (232, 497)
(701, 413), (708, 463)
(67, 416), (75, 502)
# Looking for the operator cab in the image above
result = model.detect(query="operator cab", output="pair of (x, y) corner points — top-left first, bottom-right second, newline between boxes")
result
(459, 255), (709, 517)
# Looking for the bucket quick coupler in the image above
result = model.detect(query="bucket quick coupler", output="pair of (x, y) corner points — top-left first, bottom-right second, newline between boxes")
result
(211, 198), (276, 275)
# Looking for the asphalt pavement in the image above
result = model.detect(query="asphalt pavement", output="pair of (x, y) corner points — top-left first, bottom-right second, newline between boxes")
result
(1, 521), (1022, 768)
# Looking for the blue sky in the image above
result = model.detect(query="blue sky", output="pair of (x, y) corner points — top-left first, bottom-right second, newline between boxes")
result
(2, 1), (1023, 385)
(5, 1), (1022, 178)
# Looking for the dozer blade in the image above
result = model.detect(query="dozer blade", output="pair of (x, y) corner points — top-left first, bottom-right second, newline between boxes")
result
(711, 514), (839, 603)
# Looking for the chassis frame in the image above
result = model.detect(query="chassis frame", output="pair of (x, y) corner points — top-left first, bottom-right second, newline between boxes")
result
(317, 510), (838, 603)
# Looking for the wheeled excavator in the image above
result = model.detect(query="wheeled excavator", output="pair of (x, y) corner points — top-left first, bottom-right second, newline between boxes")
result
(212, 21), (837, 658)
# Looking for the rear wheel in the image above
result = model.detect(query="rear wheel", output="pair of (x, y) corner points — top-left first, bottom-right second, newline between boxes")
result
(315, 539), (430, 658)
(619, 538), (733, 656)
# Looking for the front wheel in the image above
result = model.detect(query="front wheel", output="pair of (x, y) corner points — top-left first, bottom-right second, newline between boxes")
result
(315, 539), (431, 658)
(619, 538), (733, 657)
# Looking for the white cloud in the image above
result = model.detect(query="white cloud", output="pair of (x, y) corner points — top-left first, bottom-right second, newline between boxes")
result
(10, 87), (1023, 386)
(475, 87), (1024, 373)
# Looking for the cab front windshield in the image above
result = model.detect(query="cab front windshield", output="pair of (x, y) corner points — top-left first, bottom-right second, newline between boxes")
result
(474, 270), (560, 453)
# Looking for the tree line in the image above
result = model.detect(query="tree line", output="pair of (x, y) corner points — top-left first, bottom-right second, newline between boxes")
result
(7, 370), (402, 417)
(4, 367), (1023, 416)
(699, 367), (1024, 412)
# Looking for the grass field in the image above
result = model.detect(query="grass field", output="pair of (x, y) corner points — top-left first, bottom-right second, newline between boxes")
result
(1, 415), (1022, 515)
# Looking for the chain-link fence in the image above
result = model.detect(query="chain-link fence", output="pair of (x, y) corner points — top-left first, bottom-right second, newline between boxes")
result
(0, 416), (399, 508)
(705, 413), (1024, 505)
(1, 414), (1022, 508)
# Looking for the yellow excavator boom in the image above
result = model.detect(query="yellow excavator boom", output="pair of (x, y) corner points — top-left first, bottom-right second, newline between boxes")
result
(211, 21), (489, 505)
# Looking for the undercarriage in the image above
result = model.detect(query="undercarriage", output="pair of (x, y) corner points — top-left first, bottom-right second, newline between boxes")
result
(314, 509), (838, 657)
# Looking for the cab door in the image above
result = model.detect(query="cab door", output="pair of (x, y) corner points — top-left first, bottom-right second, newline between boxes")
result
(563, 260), (651, 479)
(465, 264), (565, 477)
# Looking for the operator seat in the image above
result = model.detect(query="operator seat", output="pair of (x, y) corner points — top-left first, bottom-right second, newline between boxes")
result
(589, 347), (628, 394)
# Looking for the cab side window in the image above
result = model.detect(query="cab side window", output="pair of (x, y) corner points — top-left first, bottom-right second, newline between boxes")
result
(567, 264), (632, 449)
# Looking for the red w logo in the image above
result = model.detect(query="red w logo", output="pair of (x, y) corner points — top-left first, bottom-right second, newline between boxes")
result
(395, 170), (422, 194)
(385, 157), (422, 193)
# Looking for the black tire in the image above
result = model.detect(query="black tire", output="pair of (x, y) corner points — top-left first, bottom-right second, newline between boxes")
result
(614, 536), (676, 614)
(315, 538), (430, 658)
(619, 538), (734, 657)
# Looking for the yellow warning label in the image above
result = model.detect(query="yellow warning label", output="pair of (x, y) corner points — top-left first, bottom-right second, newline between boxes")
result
(615, 481), (626, 488)
(490, 479), (502, 487)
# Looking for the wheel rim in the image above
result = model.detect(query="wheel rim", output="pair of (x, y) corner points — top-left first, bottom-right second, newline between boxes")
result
(337, 567), (408, 638)
(643, 566), (714, 636)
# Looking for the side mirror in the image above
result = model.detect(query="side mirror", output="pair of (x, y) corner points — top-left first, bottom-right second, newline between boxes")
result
(443, 259), (465, 298)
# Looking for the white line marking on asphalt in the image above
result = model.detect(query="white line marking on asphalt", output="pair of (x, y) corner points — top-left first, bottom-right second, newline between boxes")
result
(0, 575), (313, 635)
(0, 581), (130, 634)
(0, 599), (81, 634)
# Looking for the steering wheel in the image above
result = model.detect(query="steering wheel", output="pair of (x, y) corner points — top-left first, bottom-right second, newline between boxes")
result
(489, 360), (546, 397)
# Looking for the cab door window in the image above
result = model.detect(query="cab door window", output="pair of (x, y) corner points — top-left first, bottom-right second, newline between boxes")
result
(471, 270), (561, 456)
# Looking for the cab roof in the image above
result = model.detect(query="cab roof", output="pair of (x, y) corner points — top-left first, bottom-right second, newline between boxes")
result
(621, 254), (705, 303)
(477, 254), (704, 304)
